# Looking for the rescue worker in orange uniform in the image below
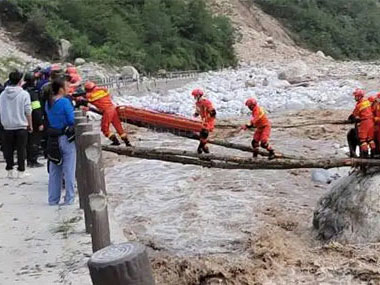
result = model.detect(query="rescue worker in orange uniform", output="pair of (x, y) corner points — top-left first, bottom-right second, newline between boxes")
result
(348, 89), (376, 158)
(84, 81), (131, 146)
(65, 65), (82, 95)
(372, 93), (380, 154)
(192, 88), (216, 154)
(241, 98), (275, 160)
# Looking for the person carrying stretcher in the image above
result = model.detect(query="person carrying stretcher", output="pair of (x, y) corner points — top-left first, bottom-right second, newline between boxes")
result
(348, 89), (375, 158)
(192, 88), (216, 154)
(241, 98), (276, 160)
(82, 81), (131, 146)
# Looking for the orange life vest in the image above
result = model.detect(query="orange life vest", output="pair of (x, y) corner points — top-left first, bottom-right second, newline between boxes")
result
(86, 87), (115, 111)
(196, 98), (215, 131)
(353, 99), (373, 121)
(251, 105), (270, 128)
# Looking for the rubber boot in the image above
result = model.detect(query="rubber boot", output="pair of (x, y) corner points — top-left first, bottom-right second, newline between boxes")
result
(349, 150), (358, 158)
(121, 136), (132, 147)
(109, 134), (121, 146)
(268, 150), (275, 160)
(202, 144), (210, 154)
(197, 142), (203, 154)
(361, 150), (369, 159)
(360, 150), (369, 173)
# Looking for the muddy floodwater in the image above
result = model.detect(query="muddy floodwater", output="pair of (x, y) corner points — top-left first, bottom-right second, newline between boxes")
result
(103, 111), (380, 284)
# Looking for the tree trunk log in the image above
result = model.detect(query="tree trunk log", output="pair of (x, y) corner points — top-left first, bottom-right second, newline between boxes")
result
(102, 145), (380, 170)
(88, 242), (155, 285)
(215, 120), (351, 129)
(78, 131), (108, 236)
(75, 121), (92, 209)
(88, 193), (111, 252)
(207, 138), (304, 159)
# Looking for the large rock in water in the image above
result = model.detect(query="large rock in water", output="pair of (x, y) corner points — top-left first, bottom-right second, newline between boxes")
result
(313, 170), (380, 242)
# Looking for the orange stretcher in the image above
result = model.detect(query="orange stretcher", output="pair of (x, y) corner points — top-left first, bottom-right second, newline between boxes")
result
(116, 106), (203, 136)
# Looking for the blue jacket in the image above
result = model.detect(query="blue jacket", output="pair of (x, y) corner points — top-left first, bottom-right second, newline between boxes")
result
(45, 97), (74, 130)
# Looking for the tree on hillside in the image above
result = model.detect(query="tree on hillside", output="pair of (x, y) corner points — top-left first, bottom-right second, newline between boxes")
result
(255, 0), (380, 60)
(8, 0), (237, 72)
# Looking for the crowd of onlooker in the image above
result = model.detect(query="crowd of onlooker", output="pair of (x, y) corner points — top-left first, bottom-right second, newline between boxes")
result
(0, 64), (78, 205)
(0, 63), (134, 206)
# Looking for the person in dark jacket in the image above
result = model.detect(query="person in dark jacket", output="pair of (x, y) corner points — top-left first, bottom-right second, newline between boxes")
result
(23, 72), (44, 167)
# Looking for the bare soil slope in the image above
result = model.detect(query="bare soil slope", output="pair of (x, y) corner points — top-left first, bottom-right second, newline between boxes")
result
(207, 0), (311, 62)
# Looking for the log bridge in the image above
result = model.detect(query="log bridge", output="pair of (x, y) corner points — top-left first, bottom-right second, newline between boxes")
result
(102, 145), (380, 170)
(99, 105), (371, 170)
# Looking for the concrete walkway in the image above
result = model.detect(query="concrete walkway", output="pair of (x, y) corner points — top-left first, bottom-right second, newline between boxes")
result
(0, 161), (121, 284)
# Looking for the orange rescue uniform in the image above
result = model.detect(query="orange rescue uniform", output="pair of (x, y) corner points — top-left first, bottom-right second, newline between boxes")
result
(86, 87), (127, 138)
(352, 98), (376, 152)
(372, 101), (380, 150)
(250, 105), (271, 144)
(195, 98), (215, 132)
(67, 73), (82, 95)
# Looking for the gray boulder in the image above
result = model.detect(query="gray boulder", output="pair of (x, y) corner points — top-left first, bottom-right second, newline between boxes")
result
(120, 65), (140, 80)
(278, 60), (311, 83)
(59, 39), (71, 60)
(313, 170), (380, 243)
(74, 58), (86, 66)
(316, 50), (326, 58)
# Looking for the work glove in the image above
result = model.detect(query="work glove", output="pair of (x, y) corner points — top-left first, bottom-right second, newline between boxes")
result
(348, 114), (356, 123)
(240, 124), (248, 131)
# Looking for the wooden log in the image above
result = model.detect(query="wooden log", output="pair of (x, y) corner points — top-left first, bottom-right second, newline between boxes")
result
(101, 145), (380, 170)
(119, 118), (302, 159)
(88, 242), (155, 285)
(75, 123), (93, 209)
(215, 120), (351, 129)
(273, 120), (350, 129)
(207, 138), (304, 160)
(79, 131), (109, 246)
(88, 193), (111, 252)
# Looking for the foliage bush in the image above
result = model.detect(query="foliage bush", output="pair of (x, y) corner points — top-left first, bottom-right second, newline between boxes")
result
(255, 0), (380, 60)
(9, 0), (237, 72)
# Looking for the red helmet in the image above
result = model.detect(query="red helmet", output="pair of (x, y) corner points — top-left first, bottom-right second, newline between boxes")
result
(376, 92), (380, 99)
(368, 95), (375, 103)
(353, 88), (365, 99)
(191, 88), (204, 98)
(84, 81), (96, 92)
(245, 98), (257, 108)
